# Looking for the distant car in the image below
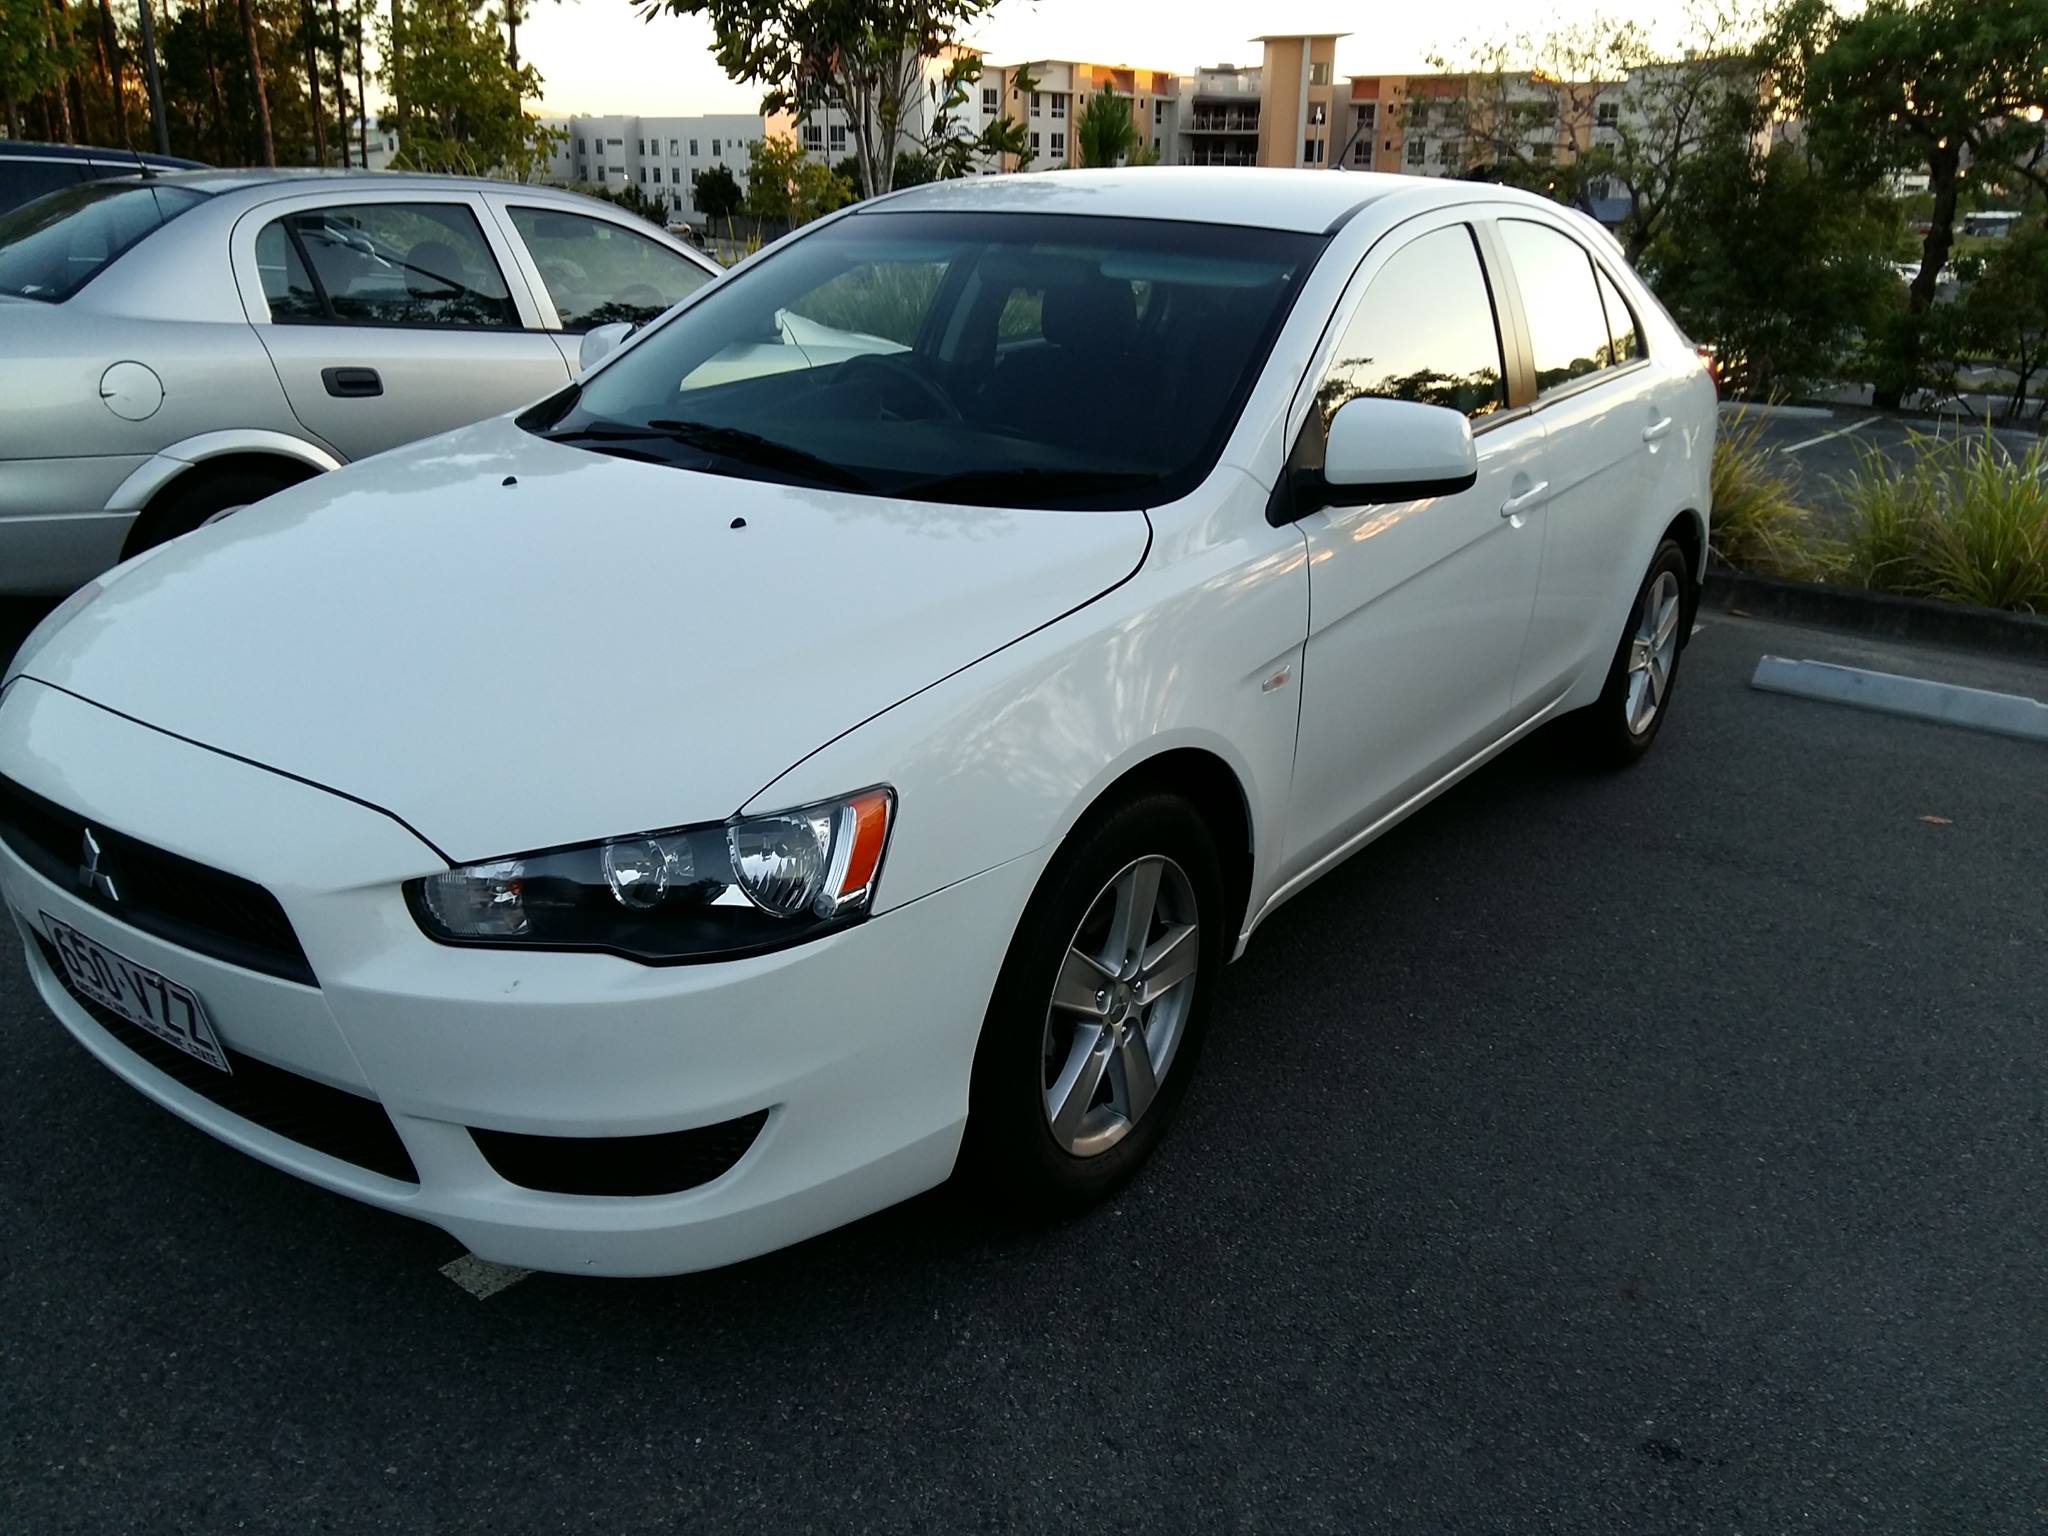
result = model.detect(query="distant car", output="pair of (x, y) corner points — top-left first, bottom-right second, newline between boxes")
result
(0, 170), (1715, 1276)
(0, 140), (205, 218)
(0, 169), (722, 594)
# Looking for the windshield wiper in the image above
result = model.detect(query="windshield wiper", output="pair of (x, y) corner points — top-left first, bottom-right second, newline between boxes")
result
(895, 467), (1154, 506)
(643, 419), (874, 492)
(543, 417), (872, 492)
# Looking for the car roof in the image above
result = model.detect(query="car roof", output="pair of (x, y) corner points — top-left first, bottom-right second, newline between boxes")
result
(124, 167), (576, 198)
(859, 168), (1519, 234)
(0, 139), (203, 169)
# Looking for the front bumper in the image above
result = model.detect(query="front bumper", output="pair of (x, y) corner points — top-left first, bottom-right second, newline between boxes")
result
(0, 679), (1037, 1275)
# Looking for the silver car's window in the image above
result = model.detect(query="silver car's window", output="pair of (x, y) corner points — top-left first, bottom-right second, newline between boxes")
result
(258, 203), (519, 329)
(0, 180), (208, 302)
(1317, 223), (1506, 428)
(506, 206), (710, 332)
(1498, 219), (1613, 393)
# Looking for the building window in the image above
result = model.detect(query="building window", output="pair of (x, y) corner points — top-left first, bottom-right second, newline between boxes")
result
(638, 166), (646, 182)
(669, 138), (679, 156)
(1352, 136), (1370, 165)
(711, 138), (721, 156)
(1406, 137), (1425, 165)
(1050, 94), (1066, 119)
(1030, 92), (1042, 114)
(689, 138), (699, 157)
(1530, 142), (1554, 163)
(1304, 137), (1325, 165)
(607, 137), (622, 148)
(1154, 100), (1164, 123)
(1309, 102), (1327, 125)
(1596, 101), (1620, 128)
(577, 137), (587, 154)
(829, 123), (847, 153)
(802, 123), (823, 150)
(1357, 103), (1376, 130)
(983, 86), (999, 113)
(1050, 131), (1065, 157)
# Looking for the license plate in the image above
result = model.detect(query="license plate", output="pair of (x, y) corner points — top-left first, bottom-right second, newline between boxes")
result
(41, 913), (231, 1074)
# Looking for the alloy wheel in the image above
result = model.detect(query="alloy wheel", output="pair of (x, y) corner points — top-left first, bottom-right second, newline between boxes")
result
(1623, 569), (1682, 735)
(1041, 855), (1200, 1158)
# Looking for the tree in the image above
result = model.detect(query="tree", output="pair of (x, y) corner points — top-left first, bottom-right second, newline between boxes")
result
(920, 53), (1032, 177)
(378, 0), (561, 178)
(743, 131), (852, 223)
(589, 182), (668, 226)
(236, 0), (278, 164)
(1, 0), (81, 141)
(1962, 225), (2048, 418)
(1646, 91), (1901, 398)
(692, 161), (743, 219)
(1074, 82), (1136, 167)
(1778, 0), (2048, 405)
(632, 0), (1002, 199)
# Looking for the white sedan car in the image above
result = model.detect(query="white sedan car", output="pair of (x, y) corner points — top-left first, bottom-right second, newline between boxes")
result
(0, 170), (1713, 1276)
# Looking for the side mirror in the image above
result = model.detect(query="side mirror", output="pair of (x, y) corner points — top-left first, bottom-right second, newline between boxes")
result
(577, 321), (636, 374)
(1311, 395), (1479, 510)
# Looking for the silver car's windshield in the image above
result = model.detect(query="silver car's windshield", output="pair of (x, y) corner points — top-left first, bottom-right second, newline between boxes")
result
(529, 211), (1325, 510)
(0, 181), (209, 303)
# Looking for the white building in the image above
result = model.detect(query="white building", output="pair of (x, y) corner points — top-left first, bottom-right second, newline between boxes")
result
(537, 113), (782, 223)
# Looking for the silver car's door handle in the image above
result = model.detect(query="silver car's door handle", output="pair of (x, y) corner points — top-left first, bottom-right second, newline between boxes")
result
(1500, 481), (1550, 518)
(1642, 416), (1674, 443)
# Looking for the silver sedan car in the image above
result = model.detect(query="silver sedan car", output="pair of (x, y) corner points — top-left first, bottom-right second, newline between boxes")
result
(0, 170), (721, 595)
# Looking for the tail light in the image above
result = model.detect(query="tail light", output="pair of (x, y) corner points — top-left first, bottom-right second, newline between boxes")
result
(1695, 344), (1721, 399)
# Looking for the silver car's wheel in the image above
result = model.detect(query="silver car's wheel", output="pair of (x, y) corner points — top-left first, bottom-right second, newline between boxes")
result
(1623, 569), (1682, 736)
(1041, 854), (1200, 1158)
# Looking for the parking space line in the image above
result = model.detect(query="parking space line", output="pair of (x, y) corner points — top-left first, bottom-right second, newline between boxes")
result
(1777, 418), (1875, 455)
(441, 1253), (534, 1299)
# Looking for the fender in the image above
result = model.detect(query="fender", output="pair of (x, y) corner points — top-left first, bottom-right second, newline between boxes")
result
(103, 429), (345, 514)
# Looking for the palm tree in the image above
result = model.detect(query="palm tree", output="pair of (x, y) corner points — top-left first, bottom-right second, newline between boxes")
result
(300, 0), (327, 162)
(1075, 88), (1137, 169)
(235, 0), (276, 165)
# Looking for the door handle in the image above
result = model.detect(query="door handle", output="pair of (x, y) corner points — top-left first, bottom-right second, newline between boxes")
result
(1641, 416), (1674, 443)
(321, 366), (383, 399)
(1499, 480), (1549, 519)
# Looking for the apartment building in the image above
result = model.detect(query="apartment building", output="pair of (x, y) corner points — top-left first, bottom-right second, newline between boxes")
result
(538, 113), (786, 222)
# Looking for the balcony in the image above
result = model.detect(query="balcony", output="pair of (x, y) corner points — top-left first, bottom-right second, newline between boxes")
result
(1182, 149), (1258, 167)
(1184, 110), (1260, 134)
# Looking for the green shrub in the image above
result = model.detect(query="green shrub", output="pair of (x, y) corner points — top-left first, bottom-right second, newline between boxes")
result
(1834, 430), (2048, 612)
(1710, 407), (1822, 577)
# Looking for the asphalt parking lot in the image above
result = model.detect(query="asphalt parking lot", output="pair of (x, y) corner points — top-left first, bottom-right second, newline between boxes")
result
(1736, 404), (2044, 530)
(3, 606), (2045, 1532)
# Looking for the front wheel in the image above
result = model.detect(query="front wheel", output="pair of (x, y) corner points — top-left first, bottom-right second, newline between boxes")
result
(1574, 538), (1691, 767)
(962, 793), (1225, 1214)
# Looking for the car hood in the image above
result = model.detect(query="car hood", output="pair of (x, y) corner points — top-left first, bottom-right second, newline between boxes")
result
(11, 416), (1151, 863)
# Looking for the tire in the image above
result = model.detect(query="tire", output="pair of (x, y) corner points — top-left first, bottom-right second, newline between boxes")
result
(124, 464), (309, 559)
(1574, 537), (1692, 768)
(961, 792), (1226, 1216)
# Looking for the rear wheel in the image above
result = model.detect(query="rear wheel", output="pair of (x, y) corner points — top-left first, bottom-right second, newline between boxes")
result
(962, 793), (1224, 1213)
(1574, 538), (1691, 767)
(124, 464), (311, 559)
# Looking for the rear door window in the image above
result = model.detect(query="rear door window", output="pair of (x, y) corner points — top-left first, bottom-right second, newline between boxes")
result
(505, 206), (710, 331)
(1497, 219), (1614, 393)
(1595, 265), (1643, 365)
(260, 203), (519, 328)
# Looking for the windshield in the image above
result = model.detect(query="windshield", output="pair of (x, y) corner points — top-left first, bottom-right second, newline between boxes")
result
(0, 181), (209, 302)
(530, 211), (1325, 509)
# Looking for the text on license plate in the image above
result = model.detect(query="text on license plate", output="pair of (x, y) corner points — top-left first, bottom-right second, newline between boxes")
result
(41, 914), (231, 1074)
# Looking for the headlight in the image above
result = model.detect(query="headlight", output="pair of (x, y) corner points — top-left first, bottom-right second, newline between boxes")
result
(406, 787), (894, 963)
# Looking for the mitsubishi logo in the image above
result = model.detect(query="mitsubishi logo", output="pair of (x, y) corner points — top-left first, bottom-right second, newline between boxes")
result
(79, 828), (119, 903)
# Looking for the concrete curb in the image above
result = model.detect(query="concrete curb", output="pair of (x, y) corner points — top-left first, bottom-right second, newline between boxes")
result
(1752, 655), (2048, 742)
(1701, 570), (2048, 661)
(1717, 400), (1834, 422)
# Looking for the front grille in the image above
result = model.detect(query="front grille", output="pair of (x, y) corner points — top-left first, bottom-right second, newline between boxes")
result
(33, 932), (417, 1184)
(471, 1111), (769, 1197)
(0, 775), (316, 985)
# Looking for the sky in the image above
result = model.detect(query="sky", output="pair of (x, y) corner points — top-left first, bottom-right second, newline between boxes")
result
(517, 0), (1703, 119)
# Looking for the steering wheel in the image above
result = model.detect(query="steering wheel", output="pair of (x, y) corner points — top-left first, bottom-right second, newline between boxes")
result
(834, 352), (963, 422)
